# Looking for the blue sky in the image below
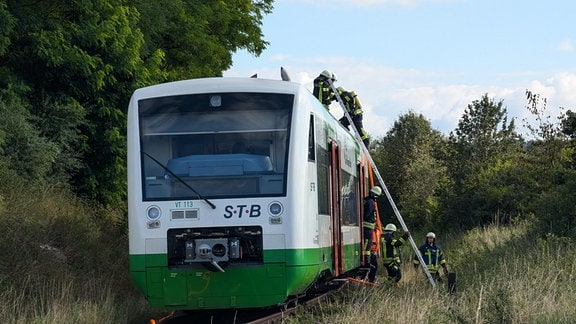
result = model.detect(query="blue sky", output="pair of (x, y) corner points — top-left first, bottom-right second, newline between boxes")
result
(224, 0), (576, 138)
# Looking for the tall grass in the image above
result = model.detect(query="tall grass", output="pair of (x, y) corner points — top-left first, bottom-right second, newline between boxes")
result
(1, 180), (574, 323)
(290, 222), (576, 323)
(0, 277), (135, 323)
(0, 183), (157, 323)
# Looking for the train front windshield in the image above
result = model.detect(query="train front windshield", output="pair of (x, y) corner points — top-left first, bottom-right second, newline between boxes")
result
(138, 92), (293, 200)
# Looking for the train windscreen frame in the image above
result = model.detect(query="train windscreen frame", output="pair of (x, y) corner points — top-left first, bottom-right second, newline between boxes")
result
(138, 92), (293, 200)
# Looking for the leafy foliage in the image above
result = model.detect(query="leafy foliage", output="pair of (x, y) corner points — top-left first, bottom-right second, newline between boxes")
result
(561, 110), (576, 138)
(0, 2), (14, 56)
(0, 99), (58, 186)
(372, 111), (447, 229)
(444, 94), (524, 227)
(448, 94), (520, 181)
(0, 0), (272, 206)
(134, 0), (273, 80)
(520, 91), (576, 237)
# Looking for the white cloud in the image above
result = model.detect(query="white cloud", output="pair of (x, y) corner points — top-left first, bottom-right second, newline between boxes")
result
(226, 57), (576, 140)
(332, 71), (575, 139)
(556, 39), (574, 52)
(546, 72), (576, 104)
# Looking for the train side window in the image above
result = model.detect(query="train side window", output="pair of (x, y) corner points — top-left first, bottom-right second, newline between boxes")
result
(341, 171), (358, 225)
(316, 145), (330, 215)
(308, 115), (315, 161)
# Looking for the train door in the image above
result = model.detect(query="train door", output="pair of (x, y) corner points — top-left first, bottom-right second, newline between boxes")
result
(359, 159), (382, 264)
(358, 160), (368, 264)
(330, 141), (344, 276)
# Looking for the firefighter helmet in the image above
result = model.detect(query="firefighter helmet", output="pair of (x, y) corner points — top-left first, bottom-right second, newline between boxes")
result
(426, 232), (436, 239)
(320, 70), (332, 79)
(384, 223), (397, 232)
(331, 72), (338, 81)
(370, 186), (382, 197)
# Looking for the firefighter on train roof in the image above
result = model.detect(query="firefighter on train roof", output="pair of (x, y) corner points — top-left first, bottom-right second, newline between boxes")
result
(336, 86), (370, 147)
(313, 70), (337, 110)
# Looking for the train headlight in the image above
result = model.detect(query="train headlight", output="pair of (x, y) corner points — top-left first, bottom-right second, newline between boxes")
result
(146, 205), (161, 220)
(212, 243), (226, 257)
(268, 202), (283, 216)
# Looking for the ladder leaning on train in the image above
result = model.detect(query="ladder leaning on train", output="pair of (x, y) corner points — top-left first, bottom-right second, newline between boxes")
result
(327, 78), (437, 288)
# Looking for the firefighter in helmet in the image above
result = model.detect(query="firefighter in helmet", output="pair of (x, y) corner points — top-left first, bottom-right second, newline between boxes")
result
(381, 223), (410, 283)
(413, 232), (448, 282)
(313, 70), (337, 110)
(336, 87), (370, 147)
(362, 186), (382, 282)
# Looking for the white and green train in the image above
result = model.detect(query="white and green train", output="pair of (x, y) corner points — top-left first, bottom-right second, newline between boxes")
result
(127, 76), (371, 310)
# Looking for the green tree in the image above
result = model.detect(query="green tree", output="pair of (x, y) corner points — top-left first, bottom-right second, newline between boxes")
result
(523, 91), (576, 237)
(448, 94), (519, 180)
(2, 0), (166, 205)
(0, 99), (58, 188)
(372, 111), (447, 229)
(133, 0), (273, 80)
(444, 94), (524, 227)
(1, 0), (274, 206)
(561, 110), (576, 169)
(0, 1), (14, 56)
(32, 98), (87, 181)
(523, 90), (567, 169)
(561, 110), (576, 138)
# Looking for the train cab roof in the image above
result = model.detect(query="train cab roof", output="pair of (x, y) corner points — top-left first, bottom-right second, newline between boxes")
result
(131, 77), (306, 101)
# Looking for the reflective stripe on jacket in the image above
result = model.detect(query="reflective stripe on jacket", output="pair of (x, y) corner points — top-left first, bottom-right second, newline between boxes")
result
(381, 232), (407, 264)
(338, 90), (362, 116)
(313, 76), (334, 106)
(413, 243), (446, 273)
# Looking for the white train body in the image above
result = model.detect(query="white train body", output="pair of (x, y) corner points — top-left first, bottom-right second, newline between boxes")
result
(127, 77), (369, 309)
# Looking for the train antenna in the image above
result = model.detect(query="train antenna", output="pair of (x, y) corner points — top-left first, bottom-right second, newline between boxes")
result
(280, 67), (291, 81)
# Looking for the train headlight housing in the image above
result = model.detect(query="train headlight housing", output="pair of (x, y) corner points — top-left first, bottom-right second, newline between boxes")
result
(268, 202), (283, 216)
(146, 205), (161, 220)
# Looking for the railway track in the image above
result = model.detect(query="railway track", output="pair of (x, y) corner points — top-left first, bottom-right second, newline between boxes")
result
(151, 276), (365, 324)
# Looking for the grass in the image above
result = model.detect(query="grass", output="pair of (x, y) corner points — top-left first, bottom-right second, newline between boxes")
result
(289, 222), (576, 323)
(0, 182), (574, 323)
(0, 183), (157, 323)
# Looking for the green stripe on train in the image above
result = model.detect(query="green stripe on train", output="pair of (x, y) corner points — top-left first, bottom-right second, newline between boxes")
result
(130, 245), (361, 309)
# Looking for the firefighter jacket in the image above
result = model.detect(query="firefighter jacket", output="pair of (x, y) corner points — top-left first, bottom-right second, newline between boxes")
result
(362, 195), (377, 230)
(413, 242), (446, 273)
(313, 75), (334, 108)
(337, 90), (363, 117)
(381, 231), (408, 265)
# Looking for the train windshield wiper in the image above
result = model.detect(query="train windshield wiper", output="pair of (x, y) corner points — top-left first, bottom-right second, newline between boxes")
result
(142, 151), (216, 209)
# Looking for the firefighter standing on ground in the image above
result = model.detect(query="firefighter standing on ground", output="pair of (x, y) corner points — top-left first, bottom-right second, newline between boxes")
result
(313, 70), (337, 110)
(413, 232), (448, 282)
(362, 186), (382, 283)
(381, 223), (410, 283)
(336, 87), (370, 147)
